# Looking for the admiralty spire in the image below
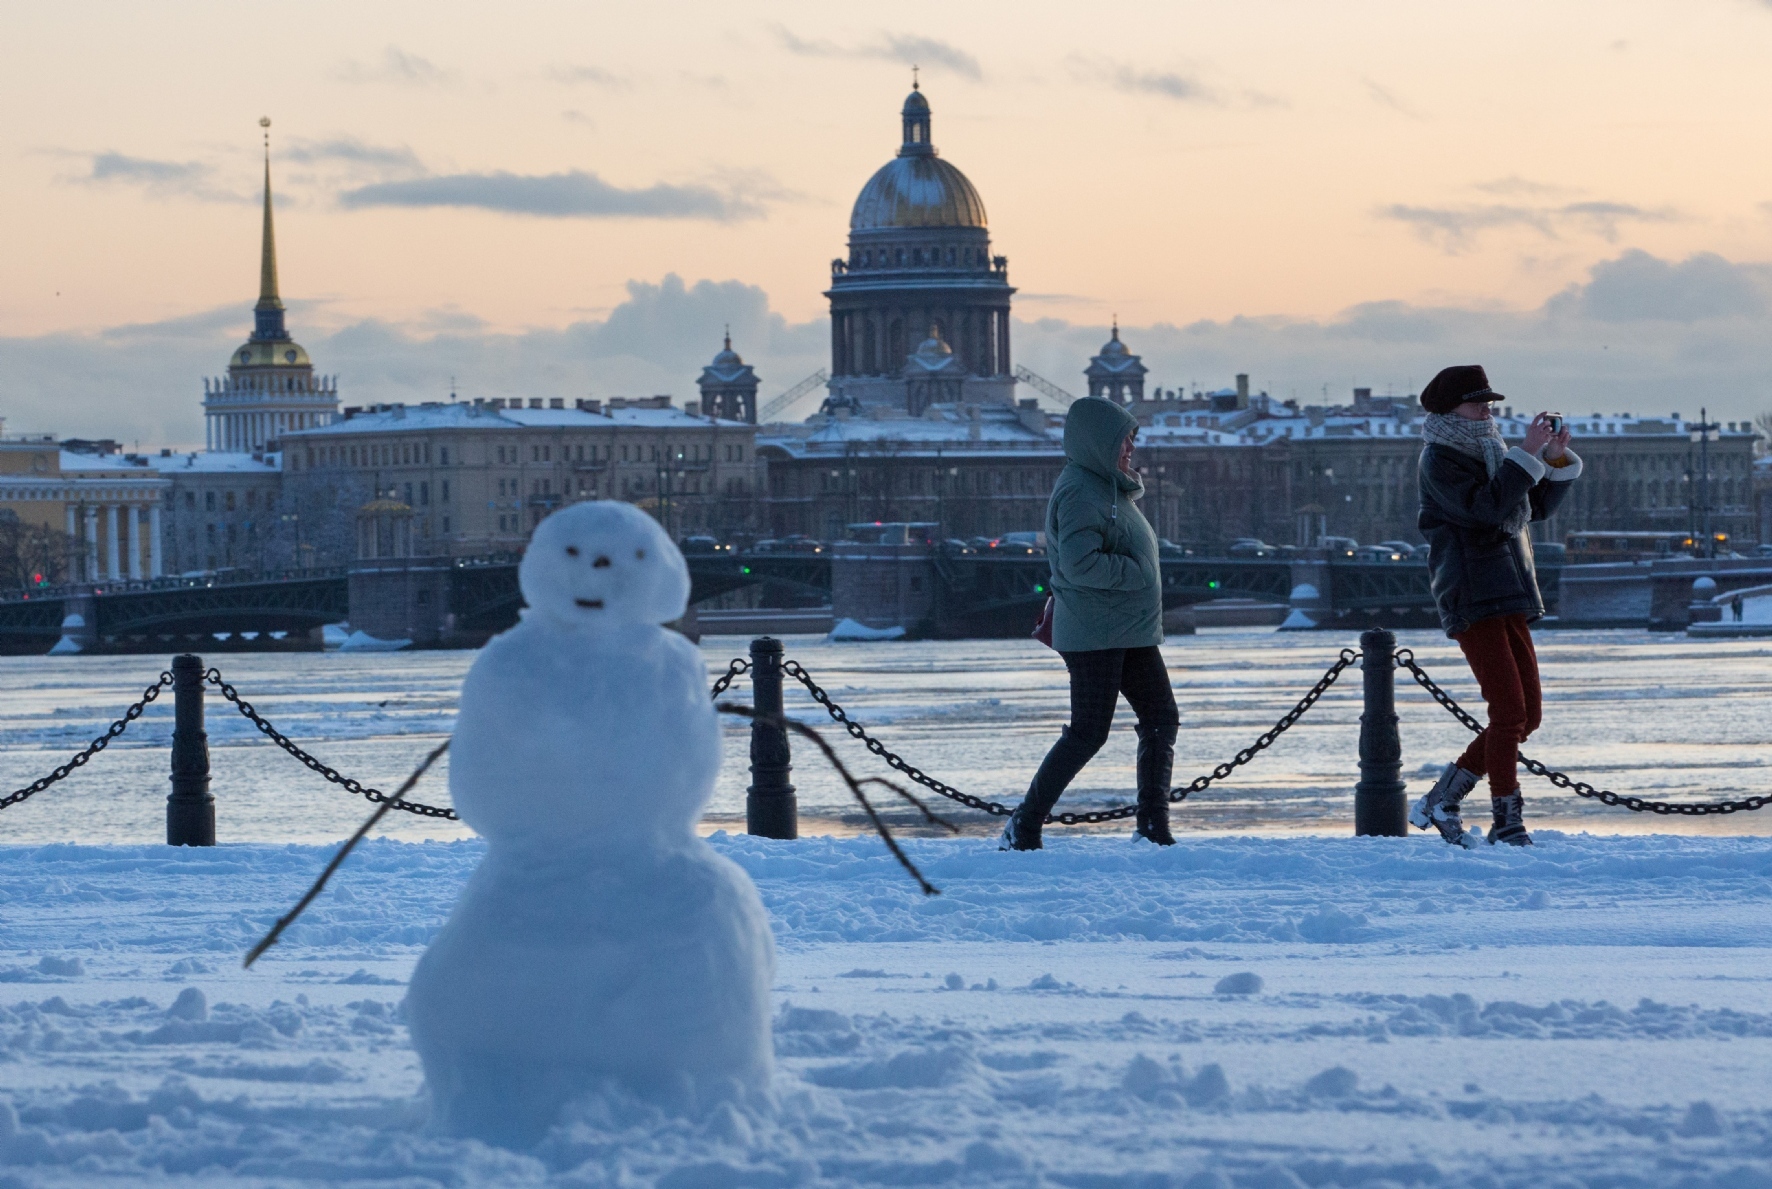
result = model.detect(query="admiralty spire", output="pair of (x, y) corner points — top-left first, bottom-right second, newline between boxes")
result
(202, 118), (339, 454)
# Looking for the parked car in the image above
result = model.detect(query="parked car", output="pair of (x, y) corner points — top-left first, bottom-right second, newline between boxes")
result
(1378, 540), (1417, 556)
(678, 535), (732, 554)
(1755, 544), (1772, 559)
(1321, 536), (1359, 558)
(1353, 544), (1410, 562)
(1229, 539), (1280, 558)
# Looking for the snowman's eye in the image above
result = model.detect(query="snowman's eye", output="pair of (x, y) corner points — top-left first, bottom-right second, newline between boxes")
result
(593, 556), (611, 568)
(636, 548), (646, 560)
(565, 546), (579, 557)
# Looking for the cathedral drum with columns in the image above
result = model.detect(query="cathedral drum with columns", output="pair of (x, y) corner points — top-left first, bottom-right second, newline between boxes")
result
(825, 84), (1016, 412)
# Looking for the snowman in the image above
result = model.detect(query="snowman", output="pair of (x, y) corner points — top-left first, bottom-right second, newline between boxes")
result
(405, 501), (775, 1148)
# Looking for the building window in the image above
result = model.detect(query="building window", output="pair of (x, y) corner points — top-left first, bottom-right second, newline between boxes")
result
(419, 481), (429, 506)
(185, 492), (196, 509)
(441, 480), (450, 503)
(440, 446), (450, 465)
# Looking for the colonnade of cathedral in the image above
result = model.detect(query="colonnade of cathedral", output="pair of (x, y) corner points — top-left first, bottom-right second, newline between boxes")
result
(66, 499), (163, 582)
(830, 305), (1011, 378)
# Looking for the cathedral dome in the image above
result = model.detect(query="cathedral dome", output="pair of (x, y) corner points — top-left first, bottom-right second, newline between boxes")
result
(850, 157), (987, 230)
(849, 87), (987, 231)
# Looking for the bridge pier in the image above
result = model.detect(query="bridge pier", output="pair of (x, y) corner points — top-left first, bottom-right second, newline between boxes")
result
(1280, 552), (1331, 630)
(347, 560), (455, 648)
(831, 543), (937, 637)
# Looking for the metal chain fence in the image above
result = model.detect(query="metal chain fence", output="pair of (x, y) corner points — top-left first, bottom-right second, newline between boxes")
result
(0, 672), (173, 812)
(1394, 648), (1771, 816)
(204, 670), (460, 820)
(779, 649), (1362, 825)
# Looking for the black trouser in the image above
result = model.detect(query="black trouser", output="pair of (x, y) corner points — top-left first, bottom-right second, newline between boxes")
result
(1020, 646), (1179, 823)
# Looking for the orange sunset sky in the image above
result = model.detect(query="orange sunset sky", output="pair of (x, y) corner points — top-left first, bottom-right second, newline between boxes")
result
(5, 0), (1772, 446)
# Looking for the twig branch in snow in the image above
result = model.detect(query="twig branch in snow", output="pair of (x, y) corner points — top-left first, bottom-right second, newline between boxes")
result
(243, 739), (451, 969)
(717, 702), (948, 895)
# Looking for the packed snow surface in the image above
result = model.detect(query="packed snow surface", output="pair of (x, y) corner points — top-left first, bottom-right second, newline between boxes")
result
(0, 832), (1768, 1186)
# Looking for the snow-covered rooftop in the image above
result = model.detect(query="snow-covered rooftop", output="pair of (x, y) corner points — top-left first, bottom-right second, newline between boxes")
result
(761, 404), (1062, 458)
(282, 401), (749, 438)
(150, 451), (280, 475)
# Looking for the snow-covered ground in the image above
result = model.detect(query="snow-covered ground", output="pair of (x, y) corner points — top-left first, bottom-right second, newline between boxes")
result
(1, 832), (1768, 1187)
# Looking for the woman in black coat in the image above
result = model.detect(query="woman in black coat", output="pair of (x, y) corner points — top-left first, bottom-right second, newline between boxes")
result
(1412, 366), (1580, 847)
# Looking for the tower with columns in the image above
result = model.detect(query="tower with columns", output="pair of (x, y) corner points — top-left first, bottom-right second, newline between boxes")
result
(824, 84), (1016, 412)
(696, 331), (761, 423)
(202, 119), (339, 454)
(1084, 321), (1147, 405)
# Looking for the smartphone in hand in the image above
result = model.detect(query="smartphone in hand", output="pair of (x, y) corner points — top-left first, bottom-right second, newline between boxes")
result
(1545, 413), (1564, 435)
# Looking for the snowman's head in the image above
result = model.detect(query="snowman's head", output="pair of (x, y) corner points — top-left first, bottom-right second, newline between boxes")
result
(519, 501), (689, 630)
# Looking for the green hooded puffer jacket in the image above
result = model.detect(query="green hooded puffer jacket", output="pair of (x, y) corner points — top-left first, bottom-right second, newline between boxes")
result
(1045, 397), (1162, 652)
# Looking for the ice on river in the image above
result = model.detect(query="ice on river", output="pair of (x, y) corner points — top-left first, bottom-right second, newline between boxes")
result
(0, 832), (1768, 1186)
(0, 628), (1766, 845)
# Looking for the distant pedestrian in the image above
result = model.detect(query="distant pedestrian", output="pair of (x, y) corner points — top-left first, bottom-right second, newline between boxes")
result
(1003, 397), (1176, 850)
(1732, 593), (1744, 623)
(1412, 366), (1581, 848)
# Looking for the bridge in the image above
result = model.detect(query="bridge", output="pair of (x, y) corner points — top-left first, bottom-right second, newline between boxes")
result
(0, 553), (838, 654)
(0, 547), (1562, 652)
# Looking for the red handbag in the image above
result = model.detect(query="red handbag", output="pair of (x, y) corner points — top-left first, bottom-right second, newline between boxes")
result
(1032, 594), (1055, 648)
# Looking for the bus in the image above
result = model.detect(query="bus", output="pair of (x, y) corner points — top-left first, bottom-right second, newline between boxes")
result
(1565, 530), (1729, 563)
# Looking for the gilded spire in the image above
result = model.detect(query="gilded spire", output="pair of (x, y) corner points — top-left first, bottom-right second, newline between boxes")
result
(257, 118), (282, 310)
(250, 118), (289, 342)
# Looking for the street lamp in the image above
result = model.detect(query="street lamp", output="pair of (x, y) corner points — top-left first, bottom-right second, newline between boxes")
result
(1689, 408), (1721, 557)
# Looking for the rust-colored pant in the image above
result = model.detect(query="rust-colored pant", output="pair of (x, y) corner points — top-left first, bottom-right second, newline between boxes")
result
(1451, 613), (1541, 800)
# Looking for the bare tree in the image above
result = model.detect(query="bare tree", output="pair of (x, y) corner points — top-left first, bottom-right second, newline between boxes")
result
(0, 514), (76, 590)
(1754, 409), (1772, 457)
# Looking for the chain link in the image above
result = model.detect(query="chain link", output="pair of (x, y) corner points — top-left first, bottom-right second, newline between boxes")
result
(204, 670), (459, 819)
(1394, 648), (1771, 816)
(0, 673), (173, 812)
(781, 650), (1361, 824)
(709, 658), (751, 700)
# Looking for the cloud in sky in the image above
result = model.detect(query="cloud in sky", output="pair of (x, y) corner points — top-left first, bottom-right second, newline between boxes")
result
(1378, 199), (1683, 252)
(282, 137), (425, 175)
(337, 169), (765, 220)
(773, 28), (983, 81)
(548, 64), (628, 88)
(74, 152), (246, 203)
(5, 253), (1770, 448)
(331, 45), (462, 88)
(1068, 55), (1212, 102)
(1361, 77), (1422, 119)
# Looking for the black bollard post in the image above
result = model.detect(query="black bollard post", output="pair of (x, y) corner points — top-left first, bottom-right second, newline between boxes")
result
(745, 636), (798, 839)
(1354, 627), (1408, 837)
(166, 654), (215, 846)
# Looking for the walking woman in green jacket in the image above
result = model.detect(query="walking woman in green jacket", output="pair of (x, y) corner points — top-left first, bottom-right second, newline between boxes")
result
(1002, 397), (1177, 850)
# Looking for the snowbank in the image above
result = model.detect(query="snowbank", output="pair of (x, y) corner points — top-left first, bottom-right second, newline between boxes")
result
(0, 833), (1768, 1186)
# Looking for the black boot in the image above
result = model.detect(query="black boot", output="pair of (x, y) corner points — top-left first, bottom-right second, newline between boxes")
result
(1002, 724), (1099, 852)
(1133, 722), (1177, 846)
(998, 804), (1042, 851)
(1487, 790), (1533, 847)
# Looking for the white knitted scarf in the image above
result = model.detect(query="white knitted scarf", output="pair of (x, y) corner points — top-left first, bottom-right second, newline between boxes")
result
(1422, 412), (1506, 477)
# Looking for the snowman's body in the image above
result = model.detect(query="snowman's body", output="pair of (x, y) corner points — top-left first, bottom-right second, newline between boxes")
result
(405, 503), (774, 1147)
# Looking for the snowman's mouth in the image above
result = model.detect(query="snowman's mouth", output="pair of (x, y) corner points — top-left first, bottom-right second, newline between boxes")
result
(575, 599), (605, 610)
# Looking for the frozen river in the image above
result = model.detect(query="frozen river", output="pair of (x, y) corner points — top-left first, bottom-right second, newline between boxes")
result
(0, 628), (1767, 845)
